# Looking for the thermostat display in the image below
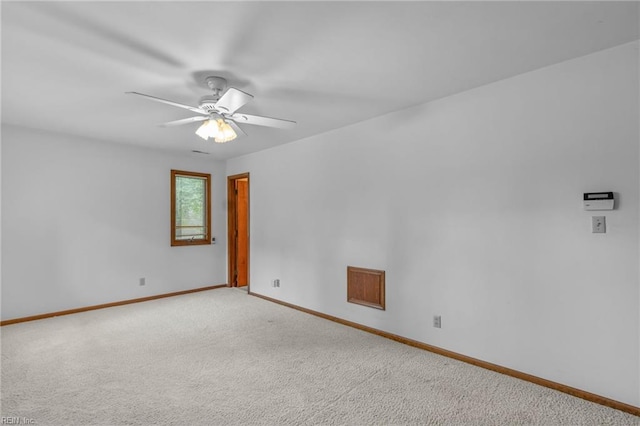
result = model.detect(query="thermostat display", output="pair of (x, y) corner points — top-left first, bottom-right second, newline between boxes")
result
(583, 192), (614, 210)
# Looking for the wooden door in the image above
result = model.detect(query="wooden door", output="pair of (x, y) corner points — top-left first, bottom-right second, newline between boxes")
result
(227, 173), (250, 290)
(236, 179), (248, 287)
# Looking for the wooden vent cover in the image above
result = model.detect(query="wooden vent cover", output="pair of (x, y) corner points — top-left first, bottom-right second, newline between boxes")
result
(347, 266), (385, 310)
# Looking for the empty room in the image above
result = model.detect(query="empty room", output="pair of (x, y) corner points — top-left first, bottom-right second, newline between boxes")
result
(1, 1), (639, 425)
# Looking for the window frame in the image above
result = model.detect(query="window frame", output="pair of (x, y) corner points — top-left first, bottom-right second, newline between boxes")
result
(171, 169), (212, 247)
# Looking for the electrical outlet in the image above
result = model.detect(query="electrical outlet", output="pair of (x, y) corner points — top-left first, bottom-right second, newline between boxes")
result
(592, 216), (606, 233)
(139, 277), (146, 286)
(433, 315), (442, 328)
(272, 279), (280, 288)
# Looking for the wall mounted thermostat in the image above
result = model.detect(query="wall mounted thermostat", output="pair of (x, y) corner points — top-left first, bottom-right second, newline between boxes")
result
(583, 192), (614, 211)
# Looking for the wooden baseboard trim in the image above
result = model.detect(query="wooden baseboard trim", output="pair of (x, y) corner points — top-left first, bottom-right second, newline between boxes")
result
(1, 284), (228, 326)
(249, 291), (640, 417)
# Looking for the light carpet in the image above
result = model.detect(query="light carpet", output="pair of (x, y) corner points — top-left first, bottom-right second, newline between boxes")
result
(1, 288), (637, 425)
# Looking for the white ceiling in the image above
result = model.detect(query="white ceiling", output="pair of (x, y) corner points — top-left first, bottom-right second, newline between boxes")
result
(2, 1), (638, 161)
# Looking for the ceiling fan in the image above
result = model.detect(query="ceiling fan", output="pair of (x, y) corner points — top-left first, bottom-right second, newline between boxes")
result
(126, 76), (296, 143)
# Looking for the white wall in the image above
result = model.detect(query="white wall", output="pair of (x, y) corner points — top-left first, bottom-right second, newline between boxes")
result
(1, 125), (227, 320)
(227, 42), (640, 406)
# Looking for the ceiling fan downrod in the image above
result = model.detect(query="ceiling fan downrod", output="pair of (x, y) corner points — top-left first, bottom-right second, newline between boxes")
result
(205, 76), (227, 98)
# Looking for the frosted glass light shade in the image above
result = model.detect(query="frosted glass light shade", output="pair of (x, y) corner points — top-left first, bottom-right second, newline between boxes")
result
(214, 120), (236, 143)
(195, 119), (237, 143)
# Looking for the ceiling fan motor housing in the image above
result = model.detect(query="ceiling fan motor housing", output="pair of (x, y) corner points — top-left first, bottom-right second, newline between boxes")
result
(199, 76), (230, 112)
(199, 96), (221, 113)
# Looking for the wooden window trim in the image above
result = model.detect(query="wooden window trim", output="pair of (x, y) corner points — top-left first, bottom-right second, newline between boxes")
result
(171, 169), (211, 247)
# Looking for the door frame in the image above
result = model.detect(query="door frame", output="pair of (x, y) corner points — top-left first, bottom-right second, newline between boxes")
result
(227, 173), (250, 292)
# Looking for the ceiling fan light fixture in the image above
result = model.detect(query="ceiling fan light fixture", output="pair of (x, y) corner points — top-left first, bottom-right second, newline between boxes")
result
(127, 79), (296, 147)
(195, 118), (237, 143)
(195, 119), (214, 140)
(214, 119), (236, 143)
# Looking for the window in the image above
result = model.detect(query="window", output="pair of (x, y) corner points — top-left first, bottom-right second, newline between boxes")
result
(171, 170), (211, 246)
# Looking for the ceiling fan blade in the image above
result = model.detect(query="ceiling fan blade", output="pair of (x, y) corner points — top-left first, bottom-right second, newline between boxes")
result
(126, 92), (207, 115)
(226, 120), (247, 138)
(160, 116), (208, 127)
(230, 113), (296, 129)
(214, 88), (254, 115)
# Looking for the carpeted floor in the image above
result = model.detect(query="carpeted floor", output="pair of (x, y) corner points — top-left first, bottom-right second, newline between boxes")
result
(1, 288), (637, 425)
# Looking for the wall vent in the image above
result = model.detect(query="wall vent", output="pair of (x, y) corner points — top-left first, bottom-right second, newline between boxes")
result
(347, 266), (385, 310)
